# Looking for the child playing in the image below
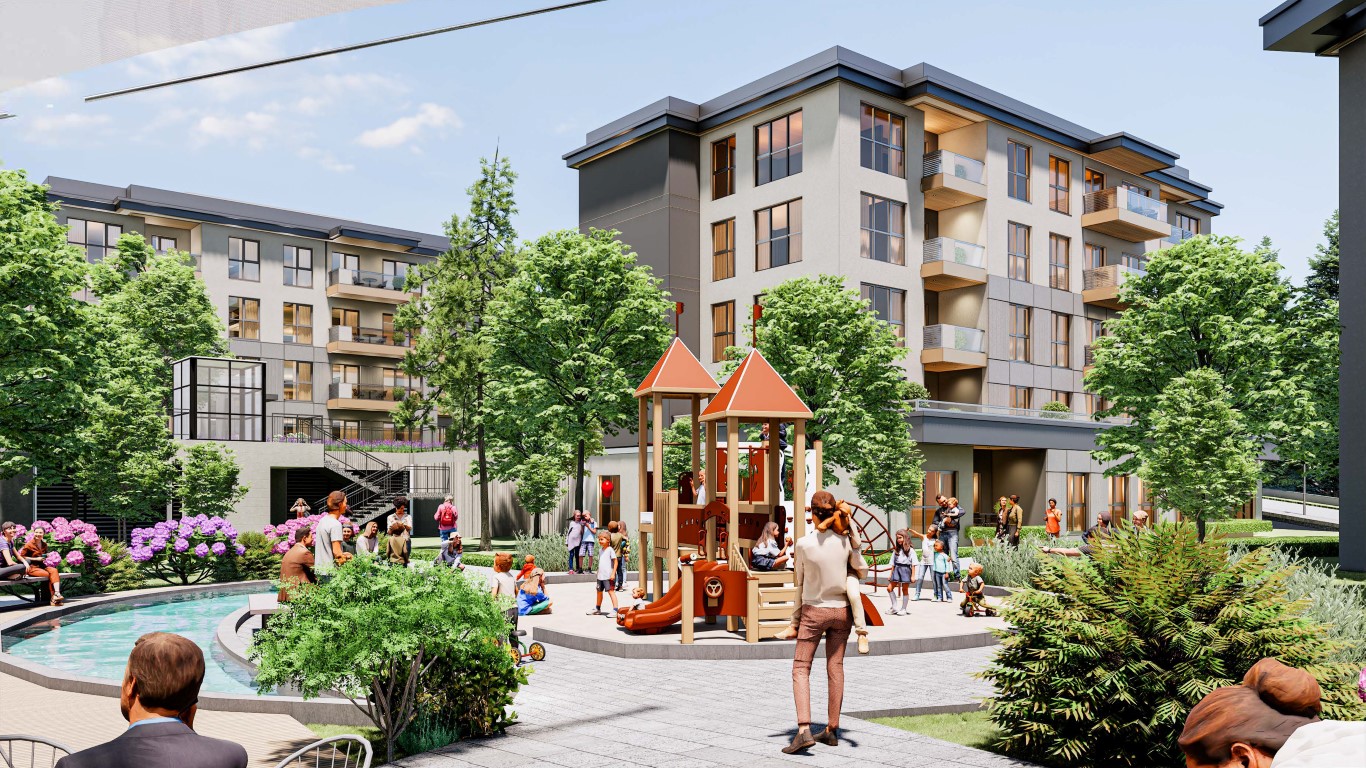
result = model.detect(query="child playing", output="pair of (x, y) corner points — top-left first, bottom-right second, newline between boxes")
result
(888, 529), (915, 615)
(517, 567), (552, 615)
(775, 500), (871, 655)
(586, 531), (619, 617)
(910, 525), (938, 600)
(630, 586), (650, 610)
(931, 540), (951, 602)
(959, 563), (995, 617)
(517, 554), (538, 582)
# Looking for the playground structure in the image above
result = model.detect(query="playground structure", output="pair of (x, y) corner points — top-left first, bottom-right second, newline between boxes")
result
(621, 339), (884, 643)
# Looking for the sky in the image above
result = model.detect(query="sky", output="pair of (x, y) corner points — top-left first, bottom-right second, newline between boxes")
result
(0, 0), (1339, 285)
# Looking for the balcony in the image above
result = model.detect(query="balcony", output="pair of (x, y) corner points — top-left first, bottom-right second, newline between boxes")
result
(921, 150), (986, 211)
(1158, 225), (1197, 250)
(921, 324), (987, 372)
(326, 325), (412, 358)
(1082, 187), (1172, 242)
(922, 237), (987, 291)
(327, 382), (415, 412)
(326, 268), (412, 304)
(1082, 264), (1145, 310)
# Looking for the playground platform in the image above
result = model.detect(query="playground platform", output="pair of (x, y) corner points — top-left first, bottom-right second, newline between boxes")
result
(520, 578), (1007, 660)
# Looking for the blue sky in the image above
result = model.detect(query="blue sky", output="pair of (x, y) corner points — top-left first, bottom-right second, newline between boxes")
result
(0, 0), (1338, 284)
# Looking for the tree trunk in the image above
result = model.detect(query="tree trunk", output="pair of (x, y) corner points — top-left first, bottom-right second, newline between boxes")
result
(1196, 516), (1207, 543)
(533, 510), (540, 537)
(575, 439), (586, 512)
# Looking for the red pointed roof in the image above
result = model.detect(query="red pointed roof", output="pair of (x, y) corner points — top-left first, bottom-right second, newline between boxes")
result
(635, 338), (721, 397)
(699, 349), (812, 422)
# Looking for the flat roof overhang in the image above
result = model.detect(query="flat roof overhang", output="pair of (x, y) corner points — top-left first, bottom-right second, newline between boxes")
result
(909, 409), (1112, 452)
(1261, 0), (1366, 54)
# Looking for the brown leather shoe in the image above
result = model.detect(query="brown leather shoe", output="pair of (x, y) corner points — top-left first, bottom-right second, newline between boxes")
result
(782, 730), (816, 754)
(813, 726), (838, 746)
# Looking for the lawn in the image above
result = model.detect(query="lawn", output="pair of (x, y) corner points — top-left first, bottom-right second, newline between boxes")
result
(871, 709), (1000, 751)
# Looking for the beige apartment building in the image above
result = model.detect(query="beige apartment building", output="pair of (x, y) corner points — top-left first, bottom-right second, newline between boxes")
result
(566, 47), (1253, 533)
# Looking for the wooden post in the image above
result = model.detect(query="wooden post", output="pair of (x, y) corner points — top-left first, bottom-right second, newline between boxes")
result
(727, 417), (741, 573)
(746, 575), (759, 643)
(652, 394), (665, 495)
(680, 559), (695, 644)
(705, 420), (719, 503)
(792, 421), (806, 539)
(690, 396), (701, 480)
(637, 398), (650, 594)
(766, 418), (781, 511)
(638, 398), (648, 513)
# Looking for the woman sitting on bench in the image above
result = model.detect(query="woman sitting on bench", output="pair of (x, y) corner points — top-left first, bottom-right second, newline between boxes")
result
(19, 532), (64, 605)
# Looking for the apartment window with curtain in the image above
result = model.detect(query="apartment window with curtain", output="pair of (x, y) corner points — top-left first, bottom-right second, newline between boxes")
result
(1109, 475), (1129, 522)
(332, 307), (359, 334)
(859, 194), (905, 264)
(711, 302), (735, 362)
(1008, 222), (1030, 281)
(282, 361), (313, 401)
(860, 104), (906, 177)
(150, 235), (177, 252)
(228, 237), (260, 281)
(282, 303), (312, 344)
(712, 219), (736, 281)
(227, 297), (259, 339)
(1176, 212), (1200, 235)
(712, 135), (736, 199)
(1007, 140), (1030, 201)
(756, 199), (802, 270)
(1049, 234), (1070, 290)
(1084, 168), (1106, 194)
(755, 111), (803, 185)
(1009, 304), (1031, 362)
(66, 218), (124, 263)
(1010, 386), (1032, 410)
(1085, 243), (1106, 270)
(333, 364), (360, 384)
(1048, 156), (1071, 214)
(383, 368), (414, 393)
(331, 419), (360, 441)
(1052, 312), (1071, 367)
(860, 283), (906, 344)
(1066, 473), (1087, 532)
(283, 245), (313, 287)
(913, 471), (956, 533)
(382, 259), (408, 290)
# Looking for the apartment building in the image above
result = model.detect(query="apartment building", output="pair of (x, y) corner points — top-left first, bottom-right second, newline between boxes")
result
(566, 47), (1252, 533)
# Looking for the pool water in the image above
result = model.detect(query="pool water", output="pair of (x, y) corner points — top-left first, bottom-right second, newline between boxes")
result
(3, 588), (274, 696)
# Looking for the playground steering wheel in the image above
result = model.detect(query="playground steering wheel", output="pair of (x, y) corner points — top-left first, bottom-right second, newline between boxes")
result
(703, 576), (725, 599)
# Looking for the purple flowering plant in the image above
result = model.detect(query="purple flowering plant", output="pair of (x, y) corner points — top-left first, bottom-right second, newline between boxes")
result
(262, 514), (353, 555)
(130, 514), (240, 585)
(15, 518), (111, 584)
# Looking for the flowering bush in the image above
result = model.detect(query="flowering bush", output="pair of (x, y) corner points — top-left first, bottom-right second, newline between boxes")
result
(11, 519), (114, 596)
(130, 515), (241, 585)
(263, 514), (353, 555)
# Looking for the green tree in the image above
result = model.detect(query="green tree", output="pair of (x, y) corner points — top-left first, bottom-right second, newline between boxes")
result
(482, 228), (672, 511)
(0, 170), (95, 482)
(725, 275), (927, 517)
(481, 391), (576, 536)
(1305, 209), (1339, 302)
(178, 443), (248, 517)
(1086, 237), (1328, 503)
(395, 156), (519, 551)
(1138, 370), (1260, 541)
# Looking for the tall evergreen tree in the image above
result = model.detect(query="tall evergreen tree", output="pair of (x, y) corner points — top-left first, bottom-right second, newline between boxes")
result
(1305, 209), (1339, 301)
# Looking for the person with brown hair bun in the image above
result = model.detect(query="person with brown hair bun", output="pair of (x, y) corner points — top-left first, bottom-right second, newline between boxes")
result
(1179, 657), (1366, 767)
(489, 552), (516, 597)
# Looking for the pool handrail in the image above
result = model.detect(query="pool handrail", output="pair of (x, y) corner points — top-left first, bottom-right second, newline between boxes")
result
(274, 734), (373, 768)
(0, 735), (73, 768)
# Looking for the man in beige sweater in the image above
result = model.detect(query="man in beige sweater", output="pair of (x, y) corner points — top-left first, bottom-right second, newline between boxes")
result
(783, 491), (867, 754)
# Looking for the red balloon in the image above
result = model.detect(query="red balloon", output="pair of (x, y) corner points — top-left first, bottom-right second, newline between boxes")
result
(601, 479), (615, 497)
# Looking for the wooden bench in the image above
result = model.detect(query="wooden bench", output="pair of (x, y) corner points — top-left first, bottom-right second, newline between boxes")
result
(1, 573), (79, 605)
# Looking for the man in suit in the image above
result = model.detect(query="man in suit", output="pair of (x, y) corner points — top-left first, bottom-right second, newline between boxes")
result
(56, 632), (248, 768)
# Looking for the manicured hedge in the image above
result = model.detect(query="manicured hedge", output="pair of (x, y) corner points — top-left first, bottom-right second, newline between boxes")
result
(1208, 519), (1274, 534)
(965, 525), (1048, 541)
(1227, 536), (1339, 559)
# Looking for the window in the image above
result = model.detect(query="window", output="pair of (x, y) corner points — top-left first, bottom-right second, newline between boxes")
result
(173, 357), (263, 441)
(1008, 222), (1030, 281)
(282, 303), (313, 344)
(1108, 475), (1129, 522)
(913, 471), (956, 533)
(66, 218), (123, 263)
(711, 301), (735, 362)
(1007, 140), (1030, 201)
(860, 284), (906, 343)
(150, 235), (177, 252)
(755, 111), (803, 185)
(1088, 318), (1105, 344)
(227, 297), (259, 339)
(282, 361), (313, 401)
(1052, 313), (1071, 367)
(332, 307), (359, 334)
(1120, 252), (1148, 271)
(331, 420), (361, 441)
(333, 364), (360, 384)
(712, 135), (736, 199)
(382, 260), (408, 290)
(712, 219), (735, 281)
(382, 312), (406, 346)
(332, 252), (359, 272)
(1049, 234), (1070, 290)
(598, 474), (621, 523)
(228, 238), (260, 281)
(1137, 478), (1156, 517)
(1176, 212), (1200, 236)
(1048, 156), (1071, 214)
(1009, 304), (1031, 362)
(1085, 393), (1104, 416)
(1010, 386), (1032, 410)
(755, 199), (802, 270)
(283, 245), (313, 287)
(1085, 243), (1106, 270)
(1121, 182), (1152, 198)
(859, 194), (906, 265)
(860, 104), (905, 177)
(1066, 473), (1087, 532)
(1050, 391), (1072, 408)
(1084, 168), (1106, 194)
(383, 368), (414, 394)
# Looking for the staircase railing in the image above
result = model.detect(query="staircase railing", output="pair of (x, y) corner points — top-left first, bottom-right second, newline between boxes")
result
(293, 419), (392, 475)
(311, 466), (408, 527)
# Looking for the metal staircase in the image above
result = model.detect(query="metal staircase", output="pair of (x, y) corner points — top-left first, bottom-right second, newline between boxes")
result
(298, 420), (448, 530)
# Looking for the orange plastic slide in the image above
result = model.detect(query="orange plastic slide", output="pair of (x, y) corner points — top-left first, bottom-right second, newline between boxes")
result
(619, 560), (725, 633)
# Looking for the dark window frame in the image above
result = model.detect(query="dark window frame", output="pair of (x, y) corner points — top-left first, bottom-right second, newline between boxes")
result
(283, 244), (314, 288)
(755, 199), (803, 271)
(66, 217), (124, 264)
(1049, 234), (1070, 290)
(228, 296), (260, 339)
(712, 218), (736, 281)
(1049, 155), (1071, 214)
(228, 237), (260, 282)
(282, 360), (313, 401)
(859, 103), (906, 178)
(1008, 221), (1030, 281)
(711, 301), (736, 362)
(282, 302), (313, 345)
(754, 111), (803, 186)
(1007, 140), (1031, 202)
(860, 283), (906, 345)
(1052, 312), (1071, 368)
(712, 135), (736, 199)
(1009, 303), (1031, 362)
(859, 193), (906, 265)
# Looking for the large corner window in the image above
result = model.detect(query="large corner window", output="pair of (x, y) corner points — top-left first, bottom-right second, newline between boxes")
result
(755, 199), (802, 270)
(859, 194), (906, 265)
(228, 237), (260, 281)
(228, 297), (260, 339)
(66, 218), (123, 263)
(860, 283), (906, 344)
(712, 135), (736, 199)
(755, 111), (803, 185)
(860, 104), (905, 178)
(711, 301), (735, 362)
(171, 357), (264, 441)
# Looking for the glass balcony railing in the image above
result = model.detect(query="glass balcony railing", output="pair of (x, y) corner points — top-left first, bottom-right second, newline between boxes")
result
(923, 237), (986, 268)
(913, 398), (1125, 424)
(922, 150), (985, 184)
(1083, 264), (1145, 291)
(328, 382), (415, 402)
(327, 268), (407, 291)
(1163, 226), (1197, 245)
(923, 324), (985, 353)
(328, 325), (412, 348)
(1084, 187), (1168, 222)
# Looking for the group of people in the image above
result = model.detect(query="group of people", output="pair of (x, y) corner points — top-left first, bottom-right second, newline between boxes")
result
(565, 510), (629, 591)
(0, 520), (66, 605)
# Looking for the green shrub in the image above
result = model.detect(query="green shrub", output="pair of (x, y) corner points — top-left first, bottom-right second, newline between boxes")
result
(983, 523), (1366, 768)
(1206, 519), (1273, 534)
(213, 531), (281, 582)
(966, 525), (1049, 542)
(1041, 400), (1072, 418)
(417, 636), (526, 740)
(462, 552), (496, 568)
(1236, 546), (1366, 666)
(97, 539), (146, 593)
(1231, 535), (1338, 558)
(970, 540), (1041, 588)
(513, 532), (568, 572)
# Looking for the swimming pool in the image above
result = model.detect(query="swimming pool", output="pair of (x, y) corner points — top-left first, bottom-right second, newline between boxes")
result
(2, 587), (274, 696)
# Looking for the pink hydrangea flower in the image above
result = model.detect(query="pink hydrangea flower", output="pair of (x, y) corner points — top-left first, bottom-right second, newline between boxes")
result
(43, 553), (60, 568)
(65, 550), (84, 567)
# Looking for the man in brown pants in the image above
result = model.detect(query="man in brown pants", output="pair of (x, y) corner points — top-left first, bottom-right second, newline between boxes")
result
(784, 491), (867, 754)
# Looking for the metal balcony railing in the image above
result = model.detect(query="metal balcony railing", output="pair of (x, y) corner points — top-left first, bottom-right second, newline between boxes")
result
(1084, 187), (1168, 221)
(1083, 264), (1145, 291)
(327, 268), (407, 291)
(266, 415), (448, 449)
(923, 324), (985, 353)
(922, 150), (985, 184)
(328, 325), (412, 348)
(328, 382), (414, 402)
(913, 398), (1121, 423)
(923, 237), (986, 268)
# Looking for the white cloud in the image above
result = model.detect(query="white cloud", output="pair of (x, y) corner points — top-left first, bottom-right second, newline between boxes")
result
(299, 146), (354, 173)
(122, 25), (295, 102)
(356, 103), (461, 149)
(192, 111), (278, 149)
(23, 112), (111, 144)
(6, 77), (73, 100)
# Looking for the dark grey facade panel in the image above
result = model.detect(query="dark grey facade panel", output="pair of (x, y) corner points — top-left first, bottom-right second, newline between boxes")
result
(1337, 40), (1366, 570)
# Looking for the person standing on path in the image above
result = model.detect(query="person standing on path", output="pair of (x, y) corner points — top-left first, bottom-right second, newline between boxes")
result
(314, 490), (350, 579)
(1006, 495), (1024, 549)
(566, 510), (585, 573)
(580, 511), (598, 576)
(938, 496), (964, 576)
(1044, 499), (1062, 546)
(783, 490), (866, 755)
(434, 495), (458, 542)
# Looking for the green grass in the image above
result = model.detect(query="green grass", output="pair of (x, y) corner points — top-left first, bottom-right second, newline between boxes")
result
(871, 710), (1000, 751)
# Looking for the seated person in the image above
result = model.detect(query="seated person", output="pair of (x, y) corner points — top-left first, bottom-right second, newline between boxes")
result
(630, 586), (649, 610)
(54, 632), (249, 768)
(356, 521), (380, 555)
(0, 521), (31, 581)
(385, 521), (410, 567)
(278, 530), (316, 602)
(339, 524), (357, 557)
(516, 567), (552, 615)
(959, 563), (994, 617)
(19, 530), (64, 605)
(516, 554), (537, 582)
(489, 552), (516, 597)
(750, 521), (789, 571)
(434, 535), (464, 570)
